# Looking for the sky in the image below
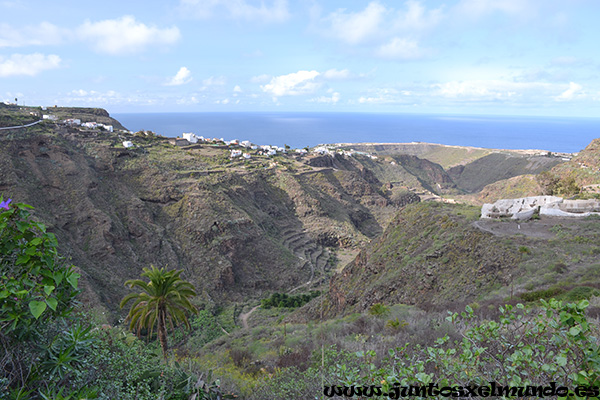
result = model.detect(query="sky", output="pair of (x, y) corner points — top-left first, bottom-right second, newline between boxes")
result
(1, 0), (599, 116)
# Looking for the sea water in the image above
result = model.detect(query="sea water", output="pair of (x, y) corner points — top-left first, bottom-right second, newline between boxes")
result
(112, 112), (600, 154)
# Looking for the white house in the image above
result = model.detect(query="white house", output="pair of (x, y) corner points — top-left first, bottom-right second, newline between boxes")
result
(123, 141), (134, 148)
(241, 140), (252, 148)
(243, 153), (251, 159)
(231, 149), (242, 158)
(295, 148), (308, 154)
(64, 118), (81, 126)
(267, 149), (277, 156)
(313, 146), (331, 155)
(182, 132), (198, 143)
(103, 125), (113, 132)
(81, 122), (98, 129)
(42, 114), (57, 121)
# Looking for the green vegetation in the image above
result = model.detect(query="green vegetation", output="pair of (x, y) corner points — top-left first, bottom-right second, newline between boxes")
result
(0, 201), (234, 399)
(537, 170), (581, 196)
(120, 266), (198, 360)
(0, 199), (81, 396)
(368, 303), (390, 317)
(260, 290), (320, 309)
(211, 300), (599, 399)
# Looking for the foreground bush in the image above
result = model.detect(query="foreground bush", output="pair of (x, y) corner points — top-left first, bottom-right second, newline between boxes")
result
(248, 299), (599, 399)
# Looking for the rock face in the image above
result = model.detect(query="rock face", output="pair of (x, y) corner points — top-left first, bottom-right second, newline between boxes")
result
(481, 196), (600, 219)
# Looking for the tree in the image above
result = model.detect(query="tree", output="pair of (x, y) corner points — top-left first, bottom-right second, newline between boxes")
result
(0, 198), (83, 394)
(120, 266), (198, 360)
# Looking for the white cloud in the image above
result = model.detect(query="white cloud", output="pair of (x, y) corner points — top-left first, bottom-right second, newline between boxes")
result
(432, 79), (559, 101)
(202, 76), (226, 86)
(0, 53), (61, 77)
(261, 70), (321, 96)
(77, 16), (180, 55)
(315, 1), (443, 59)
(555, 82), (583, 101)
(0, 22), (68, 48)
(176, 95), (200, 105)
(250, 74), (271, 84)
(322, 68), (352, 80)
(454, 0), (540, 19)
(165, 67), (192, 86)
(393, 0), (444, 32)
(180, 0), (290, 23)
(71, 89), (88, 96)
(310, 92), (340, 104)
(322, 2), (386, 45)
(64, 88), (159, 106)
(550, 56), (592, 68)
(376, 37), (424, 60)
(358, 88), (411, 104)
(233, 85), (242, 92)
(317, 1), (443, 44)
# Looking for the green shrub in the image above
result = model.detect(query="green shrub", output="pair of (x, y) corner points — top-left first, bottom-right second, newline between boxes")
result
(0, 199), (82, 395)
(260, 291), (320, 309)
(561, 286), (600, 302)
(368, 303), (390, 317)
(520, 287), (564, 302)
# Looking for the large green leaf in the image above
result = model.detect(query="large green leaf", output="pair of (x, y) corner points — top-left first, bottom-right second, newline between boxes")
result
(43, 285), (55, 296)
(46, 298), (58, 311)
(67, 272), (80, 289)
(29, 300), (47, 319)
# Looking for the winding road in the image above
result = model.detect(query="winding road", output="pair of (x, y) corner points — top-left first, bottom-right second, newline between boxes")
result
(0, 120), (43, 130)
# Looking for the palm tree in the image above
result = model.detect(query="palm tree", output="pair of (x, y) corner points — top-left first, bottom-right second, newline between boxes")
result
(120, 266), (198, 360)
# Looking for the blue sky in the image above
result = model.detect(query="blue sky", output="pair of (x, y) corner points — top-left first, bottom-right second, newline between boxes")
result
(1, 0), (599, 116)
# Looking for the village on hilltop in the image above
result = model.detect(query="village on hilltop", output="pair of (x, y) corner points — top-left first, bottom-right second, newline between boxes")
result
(28, 108), (384, 163)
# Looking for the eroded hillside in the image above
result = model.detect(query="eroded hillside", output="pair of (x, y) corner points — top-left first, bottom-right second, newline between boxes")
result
(0, 109), (423, 316)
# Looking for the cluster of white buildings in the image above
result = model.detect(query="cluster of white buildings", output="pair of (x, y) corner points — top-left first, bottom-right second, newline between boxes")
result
(80, 121), (113, 132)
(43, 116), (114, 132)
(312, 145), (378, 159)
(179, 132), (292, 160)
(175, 132), (383, 162)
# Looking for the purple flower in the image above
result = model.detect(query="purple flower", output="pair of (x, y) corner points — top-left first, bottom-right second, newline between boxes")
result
(0, 198), (11, 210)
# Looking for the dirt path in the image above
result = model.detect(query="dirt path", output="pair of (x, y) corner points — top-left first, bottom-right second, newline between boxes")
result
(472, 218), (581, 239)
(239, 305), (260, 329)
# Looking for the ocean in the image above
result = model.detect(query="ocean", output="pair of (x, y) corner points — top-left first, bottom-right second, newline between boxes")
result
(112, 112), (600, 154)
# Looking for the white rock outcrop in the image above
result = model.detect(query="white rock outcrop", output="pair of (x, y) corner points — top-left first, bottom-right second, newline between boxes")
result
(540, 199), (600, 218)
(481, 196), (562, 220)
(481, 196), (600, 220)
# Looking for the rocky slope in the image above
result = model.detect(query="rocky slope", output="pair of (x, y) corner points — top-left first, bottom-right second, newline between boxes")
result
(323, 202), (518, 315)
(0, 109), (423, 316)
